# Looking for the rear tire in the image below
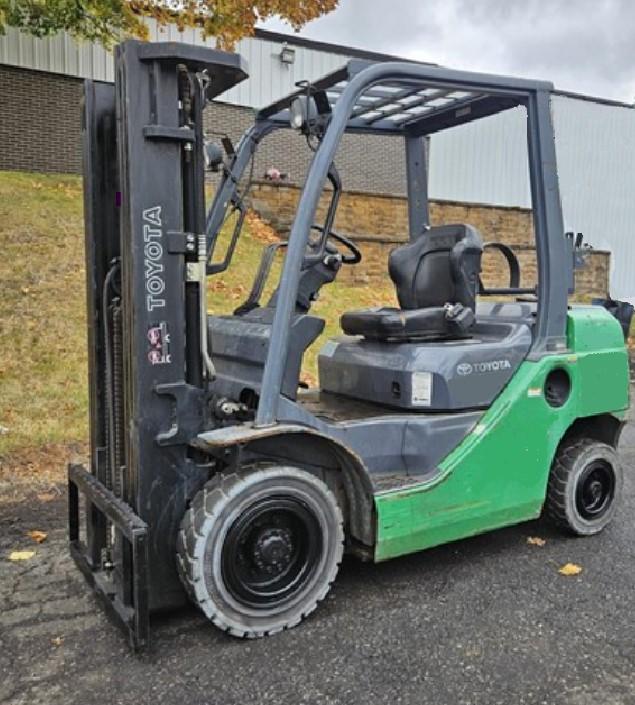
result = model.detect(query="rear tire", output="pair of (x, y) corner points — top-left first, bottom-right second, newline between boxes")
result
(546, 438), (622, 536)
(176, 465), (344, 638)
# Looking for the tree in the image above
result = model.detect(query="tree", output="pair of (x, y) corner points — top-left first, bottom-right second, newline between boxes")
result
(0, 0), (339, 49)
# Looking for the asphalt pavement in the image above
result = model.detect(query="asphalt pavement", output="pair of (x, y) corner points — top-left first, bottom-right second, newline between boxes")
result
(2, 422), (635, 705)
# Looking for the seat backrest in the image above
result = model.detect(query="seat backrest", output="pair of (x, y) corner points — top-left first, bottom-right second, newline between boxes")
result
(388, 224), (483, 311)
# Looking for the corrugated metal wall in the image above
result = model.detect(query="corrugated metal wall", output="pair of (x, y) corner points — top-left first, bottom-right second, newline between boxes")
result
(429, 106), (531, 207)
(429, 96), (635, 302)
(551, 95), (635, 303)
(0, 22), (347, 103)
(225, 36), (345, 107)
(1, 25), (634, 300)
(0, 25), (115, 81)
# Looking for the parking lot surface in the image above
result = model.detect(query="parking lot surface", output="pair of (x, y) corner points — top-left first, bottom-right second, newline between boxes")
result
(2, 422), (635, 705)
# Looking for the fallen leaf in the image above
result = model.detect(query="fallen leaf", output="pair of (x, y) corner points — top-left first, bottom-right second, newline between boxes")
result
(300, 371), (317, 388)
(558, 562), (582, 576)
(245, 210), (281, 244)
(527, 536), (546, 547)
(27, 530), (48, 544)
(9, 550), (36, 561)
(37, 492), (56, 502)
(51, 636), (64, 647)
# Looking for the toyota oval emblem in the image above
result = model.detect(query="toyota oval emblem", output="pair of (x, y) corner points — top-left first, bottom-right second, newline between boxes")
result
(457, 362), (473, 376)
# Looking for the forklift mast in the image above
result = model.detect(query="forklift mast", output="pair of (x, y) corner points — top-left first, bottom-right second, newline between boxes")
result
(69, 41), (247, 648)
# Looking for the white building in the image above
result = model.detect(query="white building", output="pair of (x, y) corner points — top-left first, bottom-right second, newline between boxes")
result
(1, 23), (634, 301)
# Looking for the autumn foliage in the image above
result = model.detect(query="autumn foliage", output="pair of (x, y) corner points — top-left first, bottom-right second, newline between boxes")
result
(0, 0), (339, 48)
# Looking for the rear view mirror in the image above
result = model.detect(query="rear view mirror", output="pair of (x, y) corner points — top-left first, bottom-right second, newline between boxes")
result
(204, 141), (224, 172)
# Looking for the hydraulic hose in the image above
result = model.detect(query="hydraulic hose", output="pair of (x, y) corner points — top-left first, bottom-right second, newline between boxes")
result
(198, 233), (216, 380)
(101, 260), (120, 492)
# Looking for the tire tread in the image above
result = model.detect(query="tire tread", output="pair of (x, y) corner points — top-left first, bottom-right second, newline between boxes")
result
(176, 464), (344, 638)
(546, 437), (620, 535)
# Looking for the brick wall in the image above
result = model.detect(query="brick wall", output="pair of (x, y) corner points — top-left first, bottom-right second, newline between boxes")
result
(1, 64), (407, 195)
(0, 64), (83, 174)
(250, 181), (610, 299)
(204, 102), (407, 194)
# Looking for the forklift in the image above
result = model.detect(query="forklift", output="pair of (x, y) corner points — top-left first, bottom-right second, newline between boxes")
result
(69, 40), (630, 649)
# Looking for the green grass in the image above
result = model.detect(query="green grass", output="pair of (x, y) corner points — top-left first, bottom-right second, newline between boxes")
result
(0, 172), (87, 460)
(0, 171), (394, 462)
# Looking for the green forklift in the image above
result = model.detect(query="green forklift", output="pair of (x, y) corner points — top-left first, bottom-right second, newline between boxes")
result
(70, 41), (630, 649)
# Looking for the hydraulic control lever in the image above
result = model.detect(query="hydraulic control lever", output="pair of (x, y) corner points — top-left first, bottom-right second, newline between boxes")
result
(234, 241), (289, 315)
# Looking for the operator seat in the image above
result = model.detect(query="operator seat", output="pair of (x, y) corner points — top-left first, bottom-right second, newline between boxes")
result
(340, 224), (483, 340)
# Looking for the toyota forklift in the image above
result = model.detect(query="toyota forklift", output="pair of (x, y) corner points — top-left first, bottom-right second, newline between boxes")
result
(69, 40), (630, 649)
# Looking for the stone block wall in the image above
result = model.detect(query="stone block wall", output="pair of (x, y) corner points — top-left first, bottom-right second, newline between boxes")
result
(250, 181), (610, 299)
(251, 181), (534, 245)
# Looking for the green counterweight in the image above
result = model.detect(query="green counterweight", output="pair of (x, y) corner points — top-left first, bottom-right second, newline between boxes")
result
(374, 306), (630, 561)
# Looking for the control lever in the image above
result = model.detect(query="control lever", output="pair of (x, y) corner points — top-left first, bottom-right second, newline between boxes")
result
(444, 302), (475, 335)
(234, 241), (288, 315)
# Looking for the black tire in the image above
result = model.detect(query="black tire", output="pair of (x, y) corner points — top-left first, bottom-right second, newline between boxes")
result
(546, 438), (622, 536)
(176, 465), (344, 638)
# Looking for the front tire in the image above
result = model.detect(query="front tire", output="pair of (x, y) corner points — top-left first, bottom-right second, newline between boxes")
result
(176, 465), (344, 638)
(546, 438), (622, 536)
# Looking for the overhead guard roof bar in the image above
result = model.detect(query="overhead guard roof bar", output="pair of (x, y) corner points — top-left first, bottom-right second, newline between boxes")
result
(256, 59), (553, 136)
(349, 83), (437, 118)
(363, 88), (457, 124)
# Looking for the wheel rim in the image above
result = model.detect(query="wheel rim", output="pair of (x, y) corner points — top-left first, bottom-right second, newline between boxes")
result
(221, 495), (323, 609)
(575, 460), (616, 520)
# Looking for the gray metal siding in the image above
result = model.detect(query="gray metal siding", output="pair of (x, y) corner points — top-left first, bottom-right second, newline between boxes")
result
(429, 96), (635, 302)
(225, 36), (345, 107)
(428, 106), (531, 207)
(551, 94), (635, 302)
(0, 22), (347, 104)
(0, 25), (114, 81)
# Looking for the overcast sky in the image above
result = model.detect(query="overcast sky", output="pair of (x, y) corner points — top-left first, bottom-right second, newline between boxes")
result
(261, 0), (635, 102)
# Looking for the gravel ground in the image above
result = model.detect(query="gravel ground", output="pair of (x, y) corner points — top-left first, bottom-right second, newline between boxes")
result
(2, 421), (635, 705)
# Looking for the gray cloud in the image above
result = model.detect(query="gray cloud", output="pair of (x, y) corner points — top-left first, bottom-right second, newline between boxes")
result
(261, 0), (635, 101)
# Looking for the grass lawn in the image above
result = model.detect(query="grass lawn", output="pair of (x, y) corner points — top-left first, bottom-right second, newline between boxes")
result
(0, 172), (88, 485)
(0, 170), (394, 483)
(3, 170), (630, 491)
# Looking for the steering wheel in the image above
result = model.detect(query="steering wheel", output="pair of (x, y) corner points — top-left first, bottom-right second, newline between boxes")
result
(309, 225), (362, 265)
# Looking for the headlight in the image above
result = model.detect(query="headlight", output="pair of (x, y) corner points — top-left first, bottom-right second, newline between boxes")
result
(290, 97), (306, 130)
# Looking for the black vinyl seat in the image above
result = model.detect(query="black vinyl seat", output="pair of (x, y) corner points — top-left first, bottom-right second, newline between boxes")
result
(341, 224), (483, 341)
